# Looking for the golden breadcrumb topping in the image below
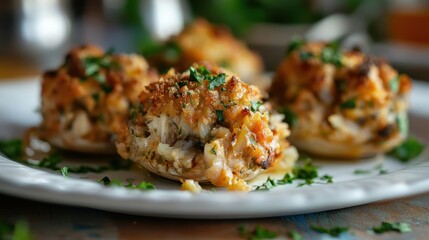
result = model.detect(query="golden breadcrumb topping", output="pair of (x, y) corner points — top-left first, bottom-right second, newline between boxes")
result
(41, 45), (157, 151)
(116, 63), (295, 190)
(270, 41), (412, 158)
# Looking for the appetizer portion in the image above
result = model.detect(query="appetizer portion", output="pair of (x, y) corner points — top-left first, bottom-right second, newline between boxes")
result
(41, 45), (158, 153)
(145, 18), (263, 82)
(270, 41), (412, 158)
(116, 64), (296, 191)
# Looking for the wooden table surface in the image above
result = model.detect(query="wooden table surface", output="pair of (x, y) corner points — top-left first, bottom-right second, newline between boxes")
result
(1, 191), (428, 240)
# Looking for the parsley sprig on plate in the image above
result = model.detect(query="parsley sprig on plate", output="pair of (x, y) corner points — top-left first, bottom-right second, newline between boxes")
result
(0, 139), (132, 175)
(98, 176), (155, 191)
(254, 158), (333, 190)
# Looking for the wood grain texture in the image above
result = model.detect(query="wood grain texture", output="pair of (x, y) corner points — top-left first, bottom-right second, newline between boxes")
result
(0, 193), (428, 240)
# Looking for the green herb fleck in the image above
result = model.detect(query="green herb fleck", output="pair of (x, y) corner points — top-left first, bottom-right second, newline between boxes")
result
(12, 220), (32, 240)
(320, 41), (343, 67)
(372, 221), (412, 234)
(311, 225), (349, 237)
(396, 113), (409, 136)
(216, 110), (224, 123)
(320, 174), (333, 183)
(98, 176), (155, 191)
(286, 38), (306, 55)
(98, 176), (111, 185)
(178, 81), (188, 88)
(207, 73), (226, 90)
(299, 51), (314, 60)
(189, 66), (205, 84)
(250, 101), (262, 112)
(389, 75), (400, 93)
(354, 169), (372, 175)
(210, 147), (217, 156)
(293, 159), (318, 182)
(249, 135), (256, 145)
(340, 98), (356, 109)
(288, 230), (303, 240)
(37, 153), (62, 170)
(61, 166), (69, 177)
(189, 66), (226, 90)
(278, 107), (297, 128)
(0, 139), (23, 161)
(80, 52), (119, 93)
(254, 177), (277, 191)
(277, 173), (294, 185)
(0, 219), (32, 240)
(238, 225), (277, 240)
(388, 137), (425, 162)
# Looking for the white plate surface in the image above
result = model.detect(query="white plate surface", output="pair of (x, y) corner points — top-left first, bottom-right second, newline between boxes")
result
(0, 78), (428, 219)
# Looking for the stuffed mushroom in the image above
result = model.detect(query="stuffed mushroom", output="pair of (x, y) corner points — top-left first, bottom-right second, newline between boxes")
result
(270, 41), (412, 158)
(116, 64), (296, 190)
(145, 18), (263, 82)
(40, 45), (158, 153)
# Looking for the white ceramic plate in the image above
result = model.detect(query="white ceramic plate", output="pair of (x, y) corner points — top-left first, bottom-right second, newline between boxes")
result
(0, 78), (428, 219)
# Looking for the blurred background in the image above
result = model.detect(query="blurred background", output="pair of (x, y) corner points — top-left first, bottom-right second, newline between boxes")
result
(1, 0), (429, 79)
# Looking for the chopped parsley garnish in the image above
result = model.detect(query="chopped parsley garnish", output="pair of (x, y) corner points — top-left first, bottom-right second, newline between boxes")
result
(254, 158), (332, 190)
(277, 173), (294, 185)
(178, 81), (188, 88)
(207, 73), (226, 90)
(38, 153), (62, 169)
(250, 101), (262, 112)
(98, 176), (156, 191)
(389, 75), (400, 93)
(0, 139), (24, 161)
(278, 107), (297, 128)
(216, 110), (224, 123)
(388, 137), (425, 162)
(286, 38), (306, 55)
(340, 98), (357, 109)
(61, 166), (69, 177)
(293, 159), (318, 182)
(189, 66), (205, 84)
(288, 230), (303, 240)
(238, 225), (277, 240)
(81, 51), (119, 92)
(0, 219), (31, 240)
(310, 225), (349, 237)
(396, 113), (409, 136)
(354, 164), (388, 175)
(354, 169), (372, 175)
(254, 177), (277, 191)
(189, 66), (227, 90)
(210, 147), (217, 156)
(320, 41), (343, 67)
(299, 51), (314, 60)
(319, 174), (333, 183)
(372, 222), (412, 234)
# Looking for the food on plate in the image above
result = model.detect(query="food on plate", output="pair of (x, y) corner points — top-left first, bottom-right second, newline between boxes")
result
(116, 63), (297, 191)
(144, 18), (263, 82)
(40, 45), (158, 153)
(270, 40), (412, 158)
